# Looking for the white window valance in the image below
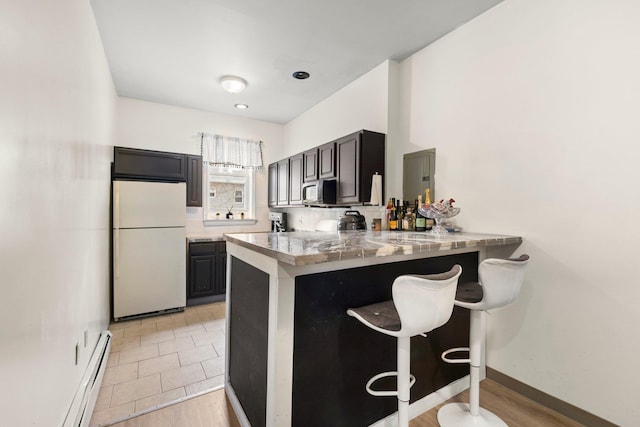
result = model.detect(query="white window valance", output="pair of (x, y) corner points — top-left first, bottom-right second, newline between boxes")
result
(201, 133), (264, 169)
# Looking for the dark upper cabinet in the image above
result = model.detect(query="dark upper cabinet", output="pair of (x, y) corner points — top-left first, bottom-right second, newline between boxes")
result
(267, 130), (384, 208)
(268, 163), (278, 207)
(113, 147), (187, 182)
(336, 130), (385, 205)
(318, 142), (336, 179)
(186, 155), (203, 207)
(289, 154), (303, 205)
(303, 148), (319, 183)
(336, 135), (359, 203)
(277, 159), (289, 206)
(188, 241), (226, 304)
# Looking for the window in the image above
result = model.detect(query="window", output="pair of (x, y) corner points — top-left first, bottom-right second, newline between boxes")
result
(200, 133), (262, 223)
(205, 166), (255, 220)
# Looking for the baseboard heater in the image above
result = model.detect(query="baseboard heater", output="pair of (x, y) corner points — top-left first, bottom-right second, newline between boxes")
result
(62, 330), (113, 427)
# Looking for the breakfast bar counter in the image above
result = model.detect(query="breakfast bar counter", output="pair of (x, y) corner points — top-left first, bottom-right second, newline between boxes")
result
(223, 231), (522, 427)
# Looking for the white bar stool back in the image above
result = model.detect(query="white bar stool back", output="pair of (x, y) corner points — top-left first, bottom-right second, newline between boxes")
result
(347, 265), (462, 427)
(438, 254), (530, 427)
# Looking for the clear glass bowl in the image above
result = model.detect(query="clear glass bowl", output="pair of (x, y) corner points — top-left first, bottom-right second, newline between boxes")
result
(418, 204), (460, 236)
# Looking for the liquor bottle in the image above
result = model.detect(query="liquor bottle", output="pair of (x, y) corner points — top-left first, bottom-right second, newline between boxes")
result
(423, 189), (435, 230)
(396, 200), (404, 231)
(404, 206), (415, 231)
(415, 197), (426, 231)
(385, 198), (394, 230)
(389, 203), (398, 231)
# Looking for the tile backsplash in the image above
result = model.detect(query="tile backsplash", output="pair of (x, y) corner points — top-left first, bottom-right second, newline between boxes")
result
(283, 206), (386, 231)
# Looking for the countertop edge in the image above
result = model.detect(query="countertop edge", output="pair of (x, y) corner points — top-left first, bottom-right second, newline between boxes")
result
(224, 232), (523, 266)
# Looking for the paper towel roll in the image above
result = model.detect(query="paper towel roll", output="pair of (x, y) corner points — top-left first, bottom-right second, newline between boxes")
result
(369, 173), (382, 205)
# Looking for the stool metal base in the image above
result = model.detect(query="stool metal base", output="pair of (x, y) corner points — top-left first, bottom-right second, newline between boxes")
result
(437, 403), (508, 427)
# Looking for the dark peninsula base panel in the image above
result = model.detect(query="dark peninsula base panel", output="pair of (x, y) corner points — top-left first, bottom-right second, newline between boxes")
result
(229, 257), (269, 427)
(292, 252), (478, 427)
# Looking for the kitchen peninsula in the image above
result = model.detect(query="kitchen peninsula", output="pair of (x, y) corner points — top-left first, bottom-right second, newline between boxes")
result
(223, 231), (522, 427)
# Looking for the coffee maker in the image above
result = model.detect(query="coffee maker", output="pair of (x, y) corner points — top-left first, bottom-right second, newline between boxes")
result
(268, 211), (287, 232)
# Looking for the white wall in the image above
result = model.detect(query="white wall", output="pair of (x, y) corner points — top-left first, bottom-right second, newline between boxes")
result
(0, 1), (116, 426)
(117, 98), (285, 236)
(396, 0), (640, 424)
(283, 60), (391, 155)
(282, 61), (393, 231)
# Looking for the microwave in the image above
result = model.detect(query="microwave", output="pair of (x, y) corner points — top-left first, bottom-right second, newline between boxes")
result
(302, 179), (337, 205)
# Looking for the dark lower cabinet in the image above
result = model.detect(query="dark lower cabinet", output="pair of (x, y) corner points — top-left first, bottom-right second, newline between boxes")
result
(187, 241), (226, 305)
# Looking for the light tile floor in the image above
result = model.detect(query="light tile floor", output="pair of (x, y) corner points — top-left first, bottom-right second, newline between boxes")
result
(89, 302), (226, 427)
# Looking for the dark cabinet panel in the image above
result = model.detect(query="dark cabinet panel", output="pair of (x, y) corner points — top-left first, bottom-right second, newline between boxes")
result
(303, 148), (318, 183)
(289, 154), (303, 205)
(318, 142), (336, 179)
(268, 130), (384, 208)
(268, 163), (278, 207)
(187, 241), (226, 304)
(186, 155), (203, 207)
(113, 147), (187, 182)
(291, 252), (476, 427)
(228, 257), (269, 427)
(215, 243), (227, 295)
(336, 135), (360, 203)
(190, 255), (216, 298)
(277, 159), (289, 206)
(336, 130), (385, 205)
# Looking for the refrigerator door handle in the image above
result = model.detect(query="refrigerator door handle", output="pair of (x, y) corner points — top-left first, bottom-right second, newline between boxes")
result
(114, 181), (120, 279)
(114, 181), (120, 229)
(114, 228), (120, 279)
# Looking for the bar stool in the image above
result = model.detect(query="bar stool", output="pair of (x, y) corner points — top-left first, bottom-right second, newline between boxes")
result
(347, 265), (462, 427)
(438, 255), (530, 427)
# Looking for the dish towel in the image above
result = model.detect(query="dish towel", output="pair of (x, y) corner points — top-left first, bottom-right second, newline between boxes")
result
(369, 173), (382, 205)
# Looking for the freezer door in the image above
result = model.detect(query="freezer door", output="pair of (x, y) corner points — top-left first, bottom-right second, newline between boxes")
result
(113, 227), (186, 319)
(114, 181), (186, 229)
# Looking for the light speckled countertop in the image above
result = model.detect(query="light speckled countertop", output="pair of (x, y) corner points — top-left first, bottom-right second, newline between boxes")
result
(224, 231), (522, 266)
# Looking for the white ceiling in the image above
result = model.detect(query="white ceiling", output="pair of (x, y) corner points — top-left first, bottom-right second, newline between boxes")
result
(90, 0), (504, 124)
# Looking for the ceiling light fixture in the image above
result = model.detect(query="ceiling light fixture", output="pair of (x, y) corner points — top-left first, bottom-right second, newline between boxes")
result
(292, 71), (310, 80)
(219, 75), (247, 93)
(234, 104), (249, 110)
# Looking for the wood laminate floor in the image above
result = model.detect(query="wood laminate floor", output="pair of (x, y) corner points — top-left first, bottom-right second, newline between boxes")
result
(108, 378), (583, 427)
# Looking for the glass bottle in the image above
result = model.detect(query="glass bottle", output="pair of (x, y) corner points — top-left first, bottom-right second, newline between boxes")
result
(415, 196), (426, 232)
(389, 204), (398, 231)
(404, 207), (415, 231)
(396, 200), (404, 231)
(385, 198), (395, 230)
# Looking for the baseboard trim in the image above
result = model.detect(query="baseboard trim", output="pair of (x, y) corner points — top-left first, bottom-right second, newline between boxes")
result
(486, 367), (617, 427)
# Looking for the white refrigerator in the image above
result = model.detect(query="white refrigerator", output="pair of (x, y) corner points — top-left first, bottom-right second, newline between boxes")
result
(113, 180), (186, 320)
